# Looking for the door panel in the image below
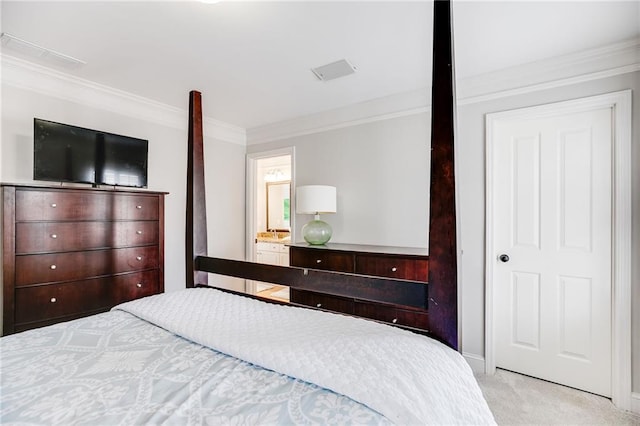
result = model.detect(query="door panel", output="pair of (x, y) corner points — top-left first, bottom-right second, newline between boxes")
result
(511, 271), (540, 350)
(493, 107), (612, 397)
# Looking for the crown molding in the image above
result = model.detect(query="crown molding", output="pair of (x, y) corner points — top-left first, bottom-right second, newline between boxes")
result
(247, 89), (431, 145)
(248, 38), (640, 145)
(457, 38), (640, 104)
(0, 54), (246, 146)
(3, 36), (637, 147)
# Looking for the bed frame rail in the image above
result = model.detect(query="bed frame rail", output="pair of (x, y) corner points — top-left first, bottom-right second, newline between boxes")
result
(196, 256), (428, 309)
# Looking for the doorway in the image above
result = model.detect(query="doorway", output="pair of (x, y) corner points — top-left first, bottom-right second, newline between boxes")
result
(246, 147), (295, 301)
(485, 91), (632, 408)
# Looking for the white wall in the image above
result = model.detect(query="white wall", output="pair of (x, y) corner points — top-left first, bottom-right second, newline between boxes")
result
(0, 81), (247, 297)
(248, 113), (430, 249)
(248, 71), (640, 394)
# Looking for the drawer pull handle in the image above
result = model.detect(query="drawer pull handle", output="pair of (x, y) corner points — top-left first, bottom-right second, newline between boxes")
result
(391, 267), (397, 272)
(136, 230), (143, 235)
(136, 256), (143, 261)
(392, 318), (398, 324)
(316, 259), (322, 264)
(136, 283), (142, 288)
(50, 203), (57, 208)
(316, 303), (322, 308)
(50, 297), (57, 303)
(50, 234), (57, 239)
(136, 205), (142, 209)
(50, 264), (57, 270)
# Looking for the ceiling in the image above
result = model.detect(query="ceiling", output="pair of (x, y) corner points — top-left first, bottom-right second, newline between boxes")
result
(1, 1), (638, 130)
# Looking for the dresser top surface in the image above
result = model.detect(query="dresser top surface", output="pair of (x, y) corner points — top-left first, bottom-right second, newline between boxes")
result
(1, 182), (168, 195)
(287, 242), (428, 257)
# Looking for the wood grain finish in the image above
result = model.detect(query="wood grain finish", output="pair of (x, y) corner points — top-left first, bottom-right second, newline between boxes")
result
(355, 254), (428, 281)
(288, 244), (429, 330)
(16, 190), (159, 221)
(290, 288), (354, 313)
(14, 270), (159, 324)
(15, 246), (159, 286)
(428, 0), (458, 349)
(2, 184), (166, 335)
(289, 247), (354, 272)
(354, 301), (429, 329)
(197, 256), (428, 309)
(16, 221), (159, 254)
(186, 90), (208, 287)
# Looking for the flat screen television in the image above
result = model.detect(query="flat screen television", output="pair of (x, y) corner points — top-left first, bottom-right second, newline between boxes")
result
(33, 118), (148, 188)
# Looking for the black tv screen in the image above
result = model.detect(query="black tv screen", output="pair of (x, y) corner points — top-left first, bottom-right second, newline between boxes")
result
(34, 118), (148, 188)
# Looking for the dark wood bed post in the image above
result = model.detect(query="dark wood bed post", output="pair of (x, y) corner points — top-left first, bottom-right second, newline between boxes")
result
(186, 90), (208, 287)
(428, 0), (458, 349)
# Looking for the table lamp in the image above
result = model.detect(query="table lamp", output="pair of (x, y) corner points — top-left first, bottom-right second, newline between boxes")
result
(296, 185), (336, 245)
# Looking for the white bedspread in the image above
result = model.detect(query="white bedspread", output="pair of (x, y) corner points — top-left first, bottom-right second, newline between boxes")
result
(115, 288), (495, 425)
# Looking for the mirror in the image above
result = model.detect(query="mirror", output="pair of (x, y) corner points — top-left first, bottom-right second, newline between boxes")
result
(266, 181), (291, 231)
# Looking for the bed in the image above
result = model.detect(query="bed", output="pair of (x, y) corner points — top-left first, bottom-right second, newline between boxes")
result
(1, 2), (496, 424)
(1, 288), (493, 424)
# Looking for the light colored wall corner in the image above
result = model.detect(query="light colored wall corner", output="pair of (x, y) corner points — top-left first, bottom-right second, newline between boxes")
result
(463, 353), (485, 374)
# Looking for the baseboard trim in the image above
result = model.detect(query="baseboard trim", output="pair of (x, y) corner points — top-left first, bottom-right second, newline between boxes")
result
(463, 353), (486, 374)
(631, 392), (640, 415)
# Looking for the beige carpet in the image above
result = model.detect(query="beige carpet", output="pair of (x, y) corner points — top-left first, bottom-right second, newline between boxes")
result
(475, 369), (640, 425)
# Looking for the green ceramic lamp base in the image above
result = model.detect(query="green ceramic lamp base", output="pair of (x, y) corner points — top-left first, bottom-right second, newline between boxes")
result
(302, 219), (332, 245)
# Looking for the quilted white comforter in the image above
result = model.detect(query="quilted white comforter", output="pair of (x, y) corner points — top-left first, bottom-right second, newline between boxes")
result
(115, 288), (495, 425)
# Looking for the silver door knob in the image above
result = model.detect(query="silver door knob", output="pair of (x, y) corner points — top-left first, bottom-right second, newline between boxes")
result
(499, 254), (510, 263)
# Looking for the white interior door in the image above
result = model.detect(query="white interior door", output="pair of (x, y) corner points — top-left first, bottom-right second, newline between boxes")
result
(491, 107), (612, 397)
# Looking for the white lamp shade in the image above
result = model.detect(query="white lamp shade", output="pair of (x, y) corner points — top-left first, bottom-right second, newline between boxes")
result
(296, 185), (336, 214)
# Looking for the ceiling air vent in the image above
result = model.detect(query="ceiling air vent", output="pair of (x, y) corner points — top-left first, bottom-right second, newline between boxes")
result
(1, 33), (86, 69)
(311, 59), (356, 81)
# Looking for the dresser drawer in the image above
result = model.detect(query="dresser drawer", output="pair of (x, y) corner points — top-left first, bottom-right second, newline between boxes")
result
(16, 190), (159, 221)
(355, 254), (428, 282)
(290, 247), (354, 273)
(112, 194), (159, 220)
(290, 288), (354, 313)
(14, 270), (160, 325)
(15, 246), (159, 286)
(354, 301), (429, 329)
(111, 269), (160, 305)
(16, 221), (159, 254)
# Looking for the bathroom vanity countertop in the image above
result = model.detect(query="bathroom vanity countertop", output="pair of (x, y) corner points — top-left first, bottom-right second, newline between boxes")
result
(256, 232), (291, 244)
(256, 237), (291, 243)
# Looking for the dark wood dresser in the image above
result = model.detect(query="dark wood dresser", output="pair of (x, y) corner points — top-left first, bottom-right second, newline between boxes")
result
(2, 184), (166, 334)
(288, 243), (429, 330)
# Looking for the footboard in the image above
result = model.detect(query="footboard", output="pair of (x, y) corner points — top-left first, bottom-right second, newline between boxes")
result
(195, 256), (430, 333)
